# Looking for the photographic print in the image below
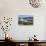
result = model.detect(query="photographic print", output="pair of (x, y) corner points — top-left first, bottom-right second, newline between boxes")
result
(18, 15), (33, 25)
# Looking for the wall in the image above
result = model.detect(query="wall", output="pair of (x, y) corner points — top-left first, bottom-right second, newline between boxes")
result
(44, 15), (46, 40)
(0, 0), (46, 40)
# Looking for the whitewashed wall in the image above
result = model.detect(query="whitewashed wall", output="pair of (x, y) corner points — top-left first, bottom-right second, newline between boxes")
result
(0, 0), (46, 40)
